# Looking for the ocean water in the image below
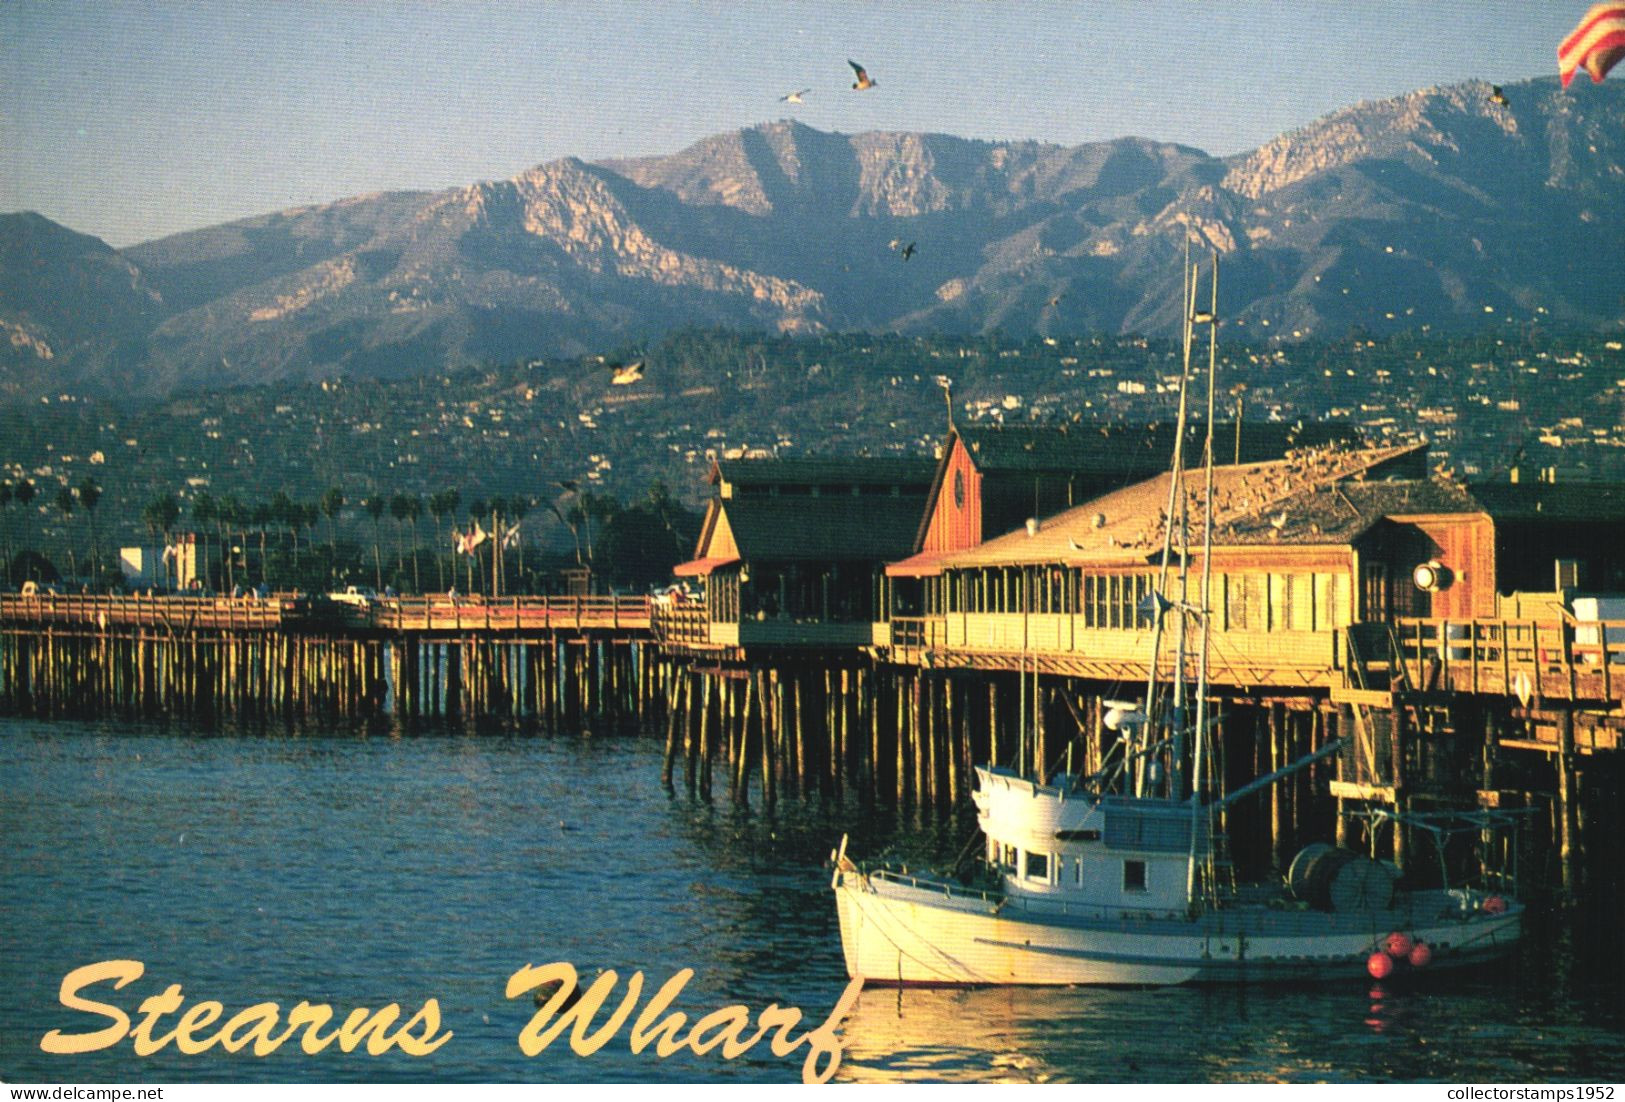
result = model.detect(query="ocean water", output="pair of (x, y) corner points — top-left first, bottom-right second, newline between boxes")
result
(2, 716), (1622, 1084)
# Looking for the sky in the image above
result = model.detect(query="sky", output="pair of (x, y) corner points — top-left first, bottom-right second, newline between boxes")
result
(0, 1), (1590, 248)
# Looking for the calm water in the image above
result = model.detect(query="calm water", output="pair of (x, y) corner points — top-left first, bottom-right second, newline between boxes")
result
(2, 716), (1624, 1084)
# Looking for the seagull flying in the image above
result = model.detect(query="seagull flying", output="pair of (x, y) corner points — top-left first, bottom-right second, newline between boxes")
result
(1489, 84), (1508, 106)
(900, 242), (916, 261)
(780, 88), (810, 104)
(849, 59), (875, 90)
(610, 359), (645, 385)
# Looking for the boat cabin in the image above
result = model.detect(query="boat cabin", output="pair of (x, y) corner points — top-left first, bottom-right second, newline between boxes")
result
(976, 766), (1206, 917)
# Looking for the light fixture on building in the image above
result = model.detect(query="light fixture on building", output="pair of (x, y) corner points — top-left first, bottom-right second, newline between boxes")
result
(1411, 560), (1452, 592)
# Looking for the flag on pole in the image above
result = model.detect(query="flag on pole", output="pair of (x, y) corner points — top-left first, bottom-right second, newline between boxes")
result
(453, 529), (469, 555)
(1559, 4), (1625, 87)
(502, 522), (521, 549)
(467, 521), (489, 550)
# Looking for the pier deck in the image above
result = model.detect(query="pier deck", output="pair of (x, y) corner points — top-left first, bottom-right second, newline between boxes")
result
(0, 593), (653, 636)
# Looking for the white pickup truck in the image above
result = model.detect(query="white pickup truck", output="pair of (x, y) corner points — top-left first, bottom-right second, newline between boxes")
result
(328, 585), (380, 608)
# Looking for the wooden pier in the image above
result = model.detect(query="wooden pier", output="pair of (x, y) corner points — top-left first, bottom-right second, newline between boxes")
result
(0, 592), (663, 731)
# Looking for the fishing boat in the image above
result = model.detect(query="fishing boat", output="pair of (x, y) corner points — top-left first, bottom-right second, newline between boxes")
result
(831, 255), (1525, 986)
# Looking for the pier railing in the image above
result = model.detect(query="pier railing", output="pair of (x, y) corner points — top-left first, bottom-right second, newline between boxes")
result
(375, 595), (651, 633)
(0, 592), (308, 631)
(1391, 616), (1625, 701)
(0, 592), (653, 635)
(648, 601), (712, 646)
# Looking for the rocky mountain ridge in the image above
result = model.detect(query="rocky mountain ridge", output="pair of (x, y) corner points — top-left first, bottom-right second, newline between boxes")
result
(2, 76), (1621, 398)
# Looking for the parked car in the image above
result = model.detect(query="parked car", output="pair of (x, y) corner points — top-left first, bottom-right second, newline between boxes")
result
(328, 585), (380, 609)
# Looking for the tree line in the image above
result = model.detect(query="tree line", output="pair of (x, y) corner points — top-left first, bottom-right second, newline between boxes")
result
(1, 476), (700, 597)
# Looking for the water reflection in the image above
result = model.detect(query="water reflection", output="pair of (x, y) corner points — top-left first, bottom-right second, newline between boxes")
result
(2, 715), (1623, 1084)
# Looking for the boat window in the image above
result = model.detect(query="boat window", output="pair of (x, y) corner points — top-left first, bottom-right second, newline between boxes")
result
(1123, 859), (1147, 893)
(1003, 844), (1018, 870)
(1025, 852), (1049, 880)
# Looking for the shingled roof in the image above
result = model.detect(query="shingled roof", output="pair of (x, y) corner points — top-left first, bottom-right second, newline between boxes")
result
(937, 442), (1446, 568)
(952, 421), (1360, 476)
(711, 456), (936, 490)
(707, 494), (925, 562)
(1465, 481), (1625, 523)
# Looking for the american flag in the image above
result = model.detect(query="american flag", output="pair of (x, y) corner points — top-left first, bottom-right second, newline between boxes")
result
(1559, 3), (1625, 87)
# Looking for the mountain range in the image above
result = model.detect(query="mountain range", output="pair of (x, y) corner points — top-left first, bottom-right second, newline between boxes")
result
(3, 76), (1622, 399)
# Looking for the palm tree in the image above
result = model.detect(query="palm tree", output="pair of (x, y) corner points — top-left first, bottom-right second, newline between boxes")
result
(250, 501), (274, 586)
(389, 493), (412, 583)
(55, 486), (77, 581)
(77, 477), (102, 584)
(142, 493), (180, 539)
(320, 487), (344, 581)
(390, 493), (424, 593)
(11, 479), (37, 583)
(428, 489), (460, 591)
(403, 493), (424, 593)
(270, 491), (299, 566)
(320, 486), (344, 547)
(218, 494), (246, 590)
(504, 494), (531, 594)
(364, 494), (386, 589)
(301, 503), (321, 577)
(0, 480), (12, 585)
(142, 493), (181, 589)
(191, 492), (216, 587)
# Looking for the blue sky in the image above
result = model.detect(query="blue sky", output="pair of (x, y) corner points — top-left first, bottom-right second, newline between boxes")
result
(0, 1), (1588, 247)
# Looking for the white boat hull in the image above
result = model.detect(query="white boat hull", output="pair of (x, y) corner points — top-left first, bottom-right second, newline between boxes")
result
(834, 869), (1523, 986)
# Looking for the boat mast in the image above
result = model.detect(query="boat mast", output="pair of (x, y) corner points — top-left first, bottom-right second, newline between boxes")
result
(1137, 244), (1199, 798)
(1187, 251), (1220, 905)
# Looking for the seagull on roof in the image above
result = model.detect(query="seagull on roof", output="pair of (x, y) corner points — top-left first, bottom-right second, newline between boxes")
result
(780, 88), (810, 104)
(1489, 84), (1509, 106)
(1068, 537), (1086, 552)
(849, 59), (875, 90)
(1270, 512), (1288, 530)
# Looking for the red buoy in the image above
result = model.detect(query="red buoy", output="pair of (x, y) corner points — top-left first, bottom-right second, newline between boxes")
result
(1483, 895), (1507, 915)
(1384, 931), (1413, 958)
(1368, 951), (1395, 979)
(1408, 941), (1433, 968)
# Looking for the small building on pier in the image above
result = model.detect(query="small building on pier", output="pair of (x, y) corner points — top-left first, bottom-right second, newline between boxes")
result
(664, 456), (935, 650)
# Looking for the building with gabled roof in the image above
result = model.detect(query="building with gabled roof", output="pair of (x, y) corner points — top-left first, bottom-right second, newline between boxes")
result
(664, 455), (933, 649)
(902, 421), (1360, 571)
(881, 435), (1625, 688)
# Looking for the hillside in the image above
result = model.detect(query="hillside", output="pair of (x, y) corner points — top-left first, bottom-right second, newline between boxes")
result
(1, 76), (1622, 398)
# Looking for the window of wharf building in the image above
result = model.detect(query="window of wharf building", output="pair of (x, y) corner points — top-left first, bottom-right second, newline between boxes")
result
(941, 566), (1353, 632)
